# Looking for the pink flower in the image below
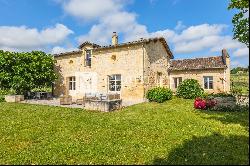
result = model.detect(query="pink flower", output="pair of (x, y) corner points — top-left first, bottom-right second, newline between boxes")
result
(194, 98), (207, 110)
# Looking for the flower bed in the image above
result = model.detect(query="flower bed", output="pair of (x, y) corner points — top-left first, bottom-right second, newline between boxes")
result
(194, 95), (248, 112)
(194, 98), (217, 110)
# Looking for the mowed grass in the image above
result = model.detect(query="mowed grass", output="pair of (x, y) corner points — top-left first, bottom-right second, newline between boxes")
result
(0, 98), (249, 165)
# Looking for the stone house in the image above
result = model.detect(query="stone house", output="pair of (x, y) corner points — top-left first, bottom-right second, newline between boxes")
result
(53, 32), (230, 106)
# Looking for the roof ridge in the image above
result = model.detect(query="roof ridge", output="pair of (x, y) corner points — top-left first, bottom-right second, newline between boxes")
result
(171, 55), (222, 61)
(53, 50), (82, 56)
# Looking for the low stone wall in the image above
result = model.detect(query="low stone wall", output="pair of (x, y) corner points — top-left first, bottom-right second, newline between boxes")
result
(213, 96), (237, 108)
(213, 95), (249, 108)
(235, 95), (249, 106)
(84, 99), (122, 112)
(5, 95), (24, 102)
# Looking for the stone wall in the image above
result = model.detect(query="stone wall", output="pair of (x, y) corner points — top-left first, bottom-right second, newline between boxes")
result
(169, 68), (230, 93)
(236, 95), (249, 106)
(54, 40), (172, 106)
(84, 99), (122, 112)
(143, 40), (171, 93)
(92, 44), (145, 106)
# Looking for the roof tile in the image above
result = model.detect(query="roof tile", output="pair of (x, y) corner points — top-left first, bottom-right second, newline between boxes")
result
(169, 56), (226, 71)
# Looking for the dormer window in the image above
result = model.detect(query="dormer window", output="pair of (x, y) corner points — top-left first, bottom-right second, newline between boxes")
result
(85, 50), (91, 67)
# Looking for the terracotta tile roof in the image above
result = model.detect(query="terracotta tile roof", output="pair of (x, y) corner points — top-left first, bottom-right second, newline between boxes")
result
(53, 50), (82, 57)
(78, 41), (101, 49)
(169, 56), (227, 71)
(93, 37), (174, 59)
(54, 37), (173, 58)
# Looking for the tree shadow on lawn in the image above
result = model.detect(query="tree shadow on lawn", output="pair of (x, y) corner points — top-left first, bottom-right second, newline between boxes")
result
(151, 133), (249, 165)
(196, 109), (249, 131)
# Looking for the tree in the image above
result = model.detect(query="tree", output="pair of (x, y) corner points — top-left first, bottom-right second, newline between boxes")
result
(228, 0), (249, 47)
(0, 50), (57, 94)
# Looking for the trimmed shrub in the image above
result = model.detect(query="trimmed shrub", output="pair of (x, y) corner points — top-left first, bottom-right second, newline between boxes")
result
(176, 79), (204, 99)
(208, 92), (234, 98)
(0, 95), (5, 102)
(146, 87), (173, 103)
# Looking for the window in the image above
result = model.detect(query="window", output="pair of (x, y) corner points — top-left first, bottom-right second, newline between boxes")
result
(85, 50), (91, 67)
(109, 74), (121, 92)
(204, 76), (213, 89)
(69, 76), (76, 90)
(173, 77), (182, 88)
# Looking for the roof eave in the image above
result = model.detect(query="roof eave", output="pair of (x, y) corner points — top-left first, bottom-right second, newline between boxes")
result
(169, 66), (227, 71)
(53, 50), (82, 57)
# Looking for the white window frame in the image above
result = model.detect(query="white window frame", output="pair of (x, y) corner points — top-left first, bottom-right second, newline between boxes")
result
(108, 74), (121, 92)
(203, 76), (213, 89)
(173, 77), (182, 89)
(69, 76), (76, 90)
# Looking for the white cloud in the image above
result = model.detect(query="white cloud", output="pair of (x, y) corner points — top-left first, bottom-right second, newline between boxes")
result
(174, 35), (222, 53)
(233, 47), (249, 57)
(174, 21), (186, 31)
(57, 0), (248, 66)
(59, 0), (147, 45)
(51, 46), (78, 54)
(62, 0), (126, 21)
(77, 11), (148, 45)
(173, 24), (227, 43)
(0, 23), (73, 51)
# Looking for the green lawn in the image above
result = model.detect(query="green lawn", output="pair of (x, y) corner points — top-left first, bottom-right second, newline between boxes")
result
(0, 98), (249, 165)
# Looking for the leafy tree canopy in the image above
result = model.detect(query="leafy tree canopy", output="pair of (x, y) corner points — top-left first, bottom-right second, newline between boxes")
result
(228, 0), (249, 47)
(0, 50), (57, 94)
(230, 66), (249, 74)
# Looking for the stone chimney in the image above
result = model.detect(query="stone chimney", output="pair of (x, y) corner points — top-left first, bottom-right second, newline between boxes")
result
(222, 48), (230, 92)
(222, 48), (230, 66)
(112, 32), (118, 46)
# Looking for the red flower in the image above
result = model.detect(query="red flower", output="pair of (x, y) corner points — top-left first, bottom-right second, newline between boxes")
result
(194, 98), (207, 110)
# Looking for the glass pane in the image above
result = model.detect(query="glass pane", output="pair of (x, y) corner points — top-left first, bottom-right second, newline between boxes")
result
(73, 82), (76, 90)
(116, 85), (121, 91)
(109, 84), (115, 91)
(109, 80), (115, 91)
(204, 77), (208, 89)
(174, 78), (177, 88)
(115, 75), (121, 80)
(116, 81), (121, 86)
(109, 75), (115, 80)
(209, 79), (213, 89)
(179, 77), (182, 83)
(69, 82), (72, 90)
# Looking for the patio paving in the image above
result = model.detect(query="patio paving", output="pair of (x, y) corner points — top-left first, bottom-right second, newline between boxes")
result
(20, 98), (84, 108)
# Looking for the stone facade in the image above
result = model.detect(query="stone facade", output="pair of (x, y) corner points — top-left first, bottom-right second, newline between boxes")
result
(169, 68), (230, 93)
(53, 35), (230, 106)
(169, 49), (230, 93)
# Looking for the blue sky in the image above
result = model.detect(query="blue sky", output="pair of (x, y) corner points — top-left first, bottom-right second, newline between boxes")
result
(0, 0), (248, 67)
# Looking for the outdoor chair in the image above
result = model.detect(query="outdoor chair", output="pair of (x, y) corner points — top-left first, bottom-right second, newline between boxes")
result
(60, 95), (72, 105)
(76, 98), (84, 105)
(107, 93), (120, 100)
